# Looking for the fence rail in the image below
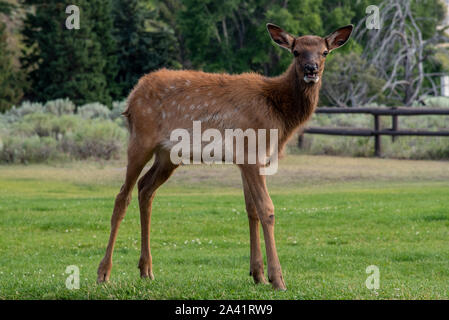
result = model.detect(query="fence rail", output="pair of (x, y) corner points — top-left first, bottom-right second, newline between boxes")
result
(301, 107), (449, 157)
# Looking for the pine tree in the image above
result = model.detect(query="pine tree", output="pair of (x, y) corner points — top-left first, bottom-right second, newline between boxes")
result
(21, 0), (116, 105)
(0, 22), (24, 112)
(0, 0), (14, 15)
(112, 0), (176, 98)
(0, 1), (24, 112)
(89, 0), (119, 100)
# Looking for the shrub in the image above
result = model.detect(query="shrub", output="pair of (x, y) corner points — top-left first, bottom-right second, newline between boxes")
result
(0, 111), (127, 163)
(0, 135), (60, 164)
(111, 100), (126, 120)
(13, 113), (80, 139)
(3, 101), (44, 123)
(60, 119), (126, 160)
(77, 102), (111, 119)
(44, 98), (75, 116)
(418, 96), (449, 108)
(16, 101), (45, 115)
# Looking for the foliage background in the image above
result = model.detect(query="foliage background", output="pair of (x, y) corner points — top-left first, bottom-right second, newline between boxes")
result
(0, 0), (449, 161)
(0, 0), (447, 110)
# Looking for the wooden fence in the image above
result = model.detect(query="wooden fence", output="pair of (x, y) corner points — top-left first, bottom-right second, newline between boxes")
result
(300, 107), (449, 157)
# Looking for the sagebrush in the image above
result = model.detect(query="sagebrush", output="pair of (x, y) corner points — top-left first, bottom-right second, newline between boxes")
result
(0, 99), (127, 163)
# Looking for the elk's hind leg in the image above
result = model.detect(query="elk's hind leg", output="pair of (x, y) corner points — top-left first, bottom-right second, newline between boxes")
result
(137, 150), (178, 279)
(97, 141), (153, 283)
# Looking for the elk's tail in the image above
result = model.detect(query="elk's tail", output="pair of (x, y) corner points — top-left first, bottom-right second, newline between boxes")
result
(121, 102), (133, 135)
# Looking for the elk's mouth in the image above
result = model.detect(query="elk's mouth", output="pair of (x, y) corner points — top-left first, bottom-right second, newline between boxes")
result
(303, 72), (320, 84)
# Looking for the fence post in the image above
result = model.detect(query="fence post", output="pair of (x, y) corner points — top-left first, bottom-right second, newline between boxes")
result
(392, 114), (398, 142)
(298, 133), (305, 148)
(374, 114), (381, 157)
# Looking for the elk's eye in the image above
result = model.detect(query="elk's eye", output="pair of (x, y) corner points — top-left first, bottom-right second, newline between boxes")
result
(323, 50), (329, 57)
(293, 50), (299, 57)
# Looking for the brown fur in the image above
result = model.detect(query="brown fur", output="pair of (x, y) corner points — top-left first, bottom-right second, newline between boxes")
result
(97, 24), (353, 291)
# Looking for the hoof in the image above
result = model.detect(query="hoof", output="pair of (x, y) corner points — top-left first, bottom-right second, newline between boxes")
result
(140, 272), (155, 280)
(269, 277), (287, 291)
(138, 259), (154, 280)
(97, 260), (112, 283)
(250, 271), (268, 285)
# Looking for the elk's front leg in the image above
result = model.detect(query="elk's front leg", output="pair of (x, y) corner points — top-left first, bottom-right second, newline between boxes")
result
(240, 164), (286, 291)
(241, 172), (268, 285)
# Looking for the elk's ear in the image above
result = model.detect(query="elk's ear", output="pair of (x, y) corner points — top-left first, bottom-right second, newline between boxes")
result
(267, 23), (295, 52)
(325, 25), (353, 51)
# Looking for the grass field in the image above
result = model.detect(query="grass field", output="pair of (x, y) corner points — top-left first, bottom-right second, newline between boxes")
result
(1, 155), (449, 299)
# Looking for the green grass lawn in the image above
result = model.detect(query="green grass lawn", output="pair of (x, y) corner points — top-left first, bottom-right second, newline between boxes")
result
(0, 155), (449, 299)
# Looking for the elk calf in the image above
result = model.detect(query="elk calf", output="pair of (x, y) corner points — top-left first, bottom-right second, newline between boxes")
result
(97, 23), (353, 290)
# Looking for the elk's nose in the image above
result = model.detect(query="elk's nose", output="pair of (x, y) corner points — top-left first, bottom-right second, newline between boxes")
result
(304, 63), (318, 73)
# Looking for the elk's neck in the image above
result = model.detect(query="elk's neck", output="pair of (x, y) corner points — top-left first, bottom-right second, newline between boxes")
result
(266, 63), (321, 139)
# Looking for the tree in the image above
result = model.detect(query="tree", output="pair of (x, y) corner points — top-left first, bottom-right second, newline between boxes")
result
(176, 0), (359, 76)
(321, 0), (446, 107)
(88, 0), (119, 101)
(0, 1), (24, 111)
(153, 0), (190, 69)
(0, 21), (24, 111)
(112, 0), (177, 98)
(0, 0), (14, 15)
(177, 0), (277, 74)
(21, 0), (115, 105)
(354, 0), (446, 106)
(321, 52), (385, 107)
